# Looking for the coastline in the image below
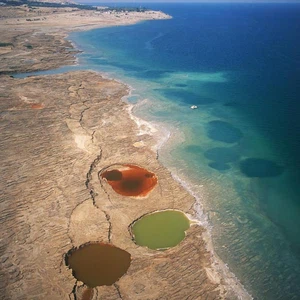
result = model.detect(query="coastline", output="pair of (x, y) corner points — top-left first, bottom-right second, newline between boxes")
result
(0, 6), (171, 74)
(125, 106), (253, 300)
(0, 4), (251, 300)
(72, 37), (253, 299)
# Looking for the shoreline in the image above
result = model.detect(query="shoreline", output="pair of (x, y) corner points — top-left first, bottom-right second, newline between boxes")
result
(0, 4), (251, 300)
(125, 99), (253, 300)
(0, 6), (172, 75)
(66, 29), (252, 299)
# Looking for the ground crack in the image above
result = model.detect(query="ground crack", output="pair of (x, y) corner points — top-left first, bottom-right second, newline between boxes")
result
(103, 210), (112, 243)
(79, 106), (90, 123)
(91, 130), (96, 143)
(85, 150), (102, 207)
(85, 151), (113, 243)
(69, 281), (78, 300)
(114, 283), (123, 300)
(98, 169), (112, 204)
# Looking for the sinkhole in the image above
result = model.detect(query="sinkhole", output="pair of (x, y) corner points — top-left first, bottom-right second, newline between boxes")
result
(65, 242), (131, 288)
(82, 288), (93, 300)
(131, 210), (191, 250)
(100, 164), (157, 197)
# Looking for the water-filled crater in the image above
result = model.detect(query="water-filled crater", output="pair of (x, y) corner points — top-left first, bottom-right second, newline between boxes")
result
(100, 164), (157, 197)
(65, 242), (131, 288)
(131, 210), (191, 250)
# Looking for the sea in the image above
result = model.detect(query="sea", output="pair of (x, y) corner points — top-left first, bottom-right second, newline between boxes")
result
(23, 2), (300, 299)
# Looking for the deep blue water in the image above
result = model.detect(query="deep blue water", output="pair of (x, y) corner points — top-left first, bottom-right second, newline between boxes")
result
(70, 3), (300, 299)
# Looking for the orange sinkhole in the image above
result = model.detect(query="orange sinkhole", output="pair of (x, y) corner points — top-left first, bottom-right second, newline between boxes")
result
(100, 164), (157, 197)
(31, 103), (44, 109)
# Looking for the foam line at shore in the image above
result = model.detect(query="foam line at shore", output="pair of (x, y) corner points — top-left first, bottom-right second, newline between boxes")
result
(170, 171), (253, 300)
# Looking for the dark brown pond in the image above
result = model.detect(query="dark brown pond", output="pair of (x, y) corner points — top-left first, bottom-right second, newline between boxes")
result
(65, 243), (131, 288)
(100, 164), (157, 197)
(82, 288), (93, 300)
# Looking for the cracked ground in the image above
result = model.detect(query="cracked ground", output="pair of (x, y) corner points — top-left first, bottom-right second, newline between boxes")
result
(0, 71), (228, 300)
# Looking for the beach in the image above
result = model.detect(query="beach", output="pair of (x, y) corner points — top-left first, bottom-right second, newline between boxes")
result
(0, 4), (250, 300)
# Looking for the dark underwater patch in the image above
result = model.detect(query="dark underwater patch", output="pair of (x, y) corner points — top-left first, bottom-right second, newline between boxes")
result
(88, 57), (145, 72)
(185, 145), (202, 154)
(206, 120), (243, 143)
(139, 70), (171, 78)
(240, 158), (284, 178)
(208, 162), (231, 171)
(223, 101), (239, 107)
(175, 83), (188, 88)
(112, 62), (145, 72)
(157, 89), (216, 105)
(204, 147), (240, 163)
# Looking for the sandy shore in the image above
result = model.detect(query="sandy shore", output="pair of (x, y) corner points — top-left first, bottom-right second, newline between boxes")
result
(0, 4), (249, 300)
(0, 7), (171, 31)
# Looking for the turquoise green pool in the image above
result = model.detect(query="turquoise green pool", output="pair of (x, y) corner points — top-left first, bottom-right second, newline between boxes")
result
(131, 210), (191, 250)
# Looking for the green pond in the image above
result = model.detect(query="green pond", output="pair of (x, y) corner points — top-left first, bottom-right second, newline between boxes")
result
(132, 210), (191, 250)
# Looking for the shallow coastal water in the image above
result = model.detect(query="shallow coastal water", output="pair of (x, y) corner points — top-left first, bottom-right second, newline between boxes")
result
(69, 3), (300, 299)
(131, 210), (190, 250)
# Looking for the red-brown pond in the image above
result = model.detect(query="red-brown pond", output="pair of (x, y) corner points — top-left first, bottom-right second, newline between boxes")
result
(30, 103), (44, 109)
(82, 288), (94, 300)
(100, 164), (157, 197)
(65, 243), (131, 288)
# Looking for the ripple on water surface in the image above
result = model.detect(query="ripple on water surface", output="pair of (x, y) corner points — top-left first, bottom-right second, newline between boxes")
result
(131, 210), (190, 250)
(65, 243), (131, 288)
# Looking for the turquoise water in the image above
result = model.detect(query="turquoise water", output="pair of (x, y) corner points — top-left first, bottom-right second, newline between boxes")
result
(68, 3), (300, 299)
